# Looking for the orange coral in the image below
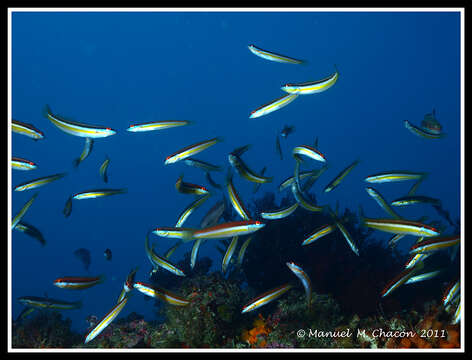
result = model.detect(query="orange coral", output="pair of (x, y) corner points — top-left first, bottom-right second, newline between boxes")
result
(241, 314), (272, 348)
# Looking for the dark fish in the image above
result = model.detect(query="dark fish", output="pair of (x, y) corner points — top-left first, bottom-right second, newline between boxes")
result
(276, 134), (283, 160)
(100, 156), (110, 183)
(432, 204), (455, 227)
(280, 125), (295, 138)
(73, 138), (94, 168)
(205, 172), (222, 190)
(63, 195), (72, 218)
(14, 221), (46, 246)
(231, 144), (252, 157)
(74, 248), (91, 271)
(104, 248), (112, 261)
(200, 200), (225, 228)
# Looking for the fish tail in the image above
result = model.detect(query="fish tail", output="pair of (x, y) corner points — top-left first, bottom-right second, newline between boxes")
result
(42, 104), (52, 119)
(72, 158), (81, 168)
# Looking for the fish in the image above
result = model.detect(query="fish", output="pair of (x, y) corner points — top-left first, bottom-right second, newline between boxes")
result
(404, 270), (442, 285)
(226, 172), (251, 220)
(11, 157), (37, 171)
(249, 93), (299, 119)
(16, 307), (36, 322)
(278, 170), (320, 192)
(248, 44), (304, 64)
(390, 195), (441, 207)
(237, 236), (253, 265)
(152, 227), (196, 242)
(12, 192), (38, 229)
(14, 173), (66, 192)
(175, 194), (211, 227)
(404, 120), (445, 139)
(388, 234), (406, 248)
(190, 239), (203, 269)
(73, 137), (94, 167)
(323, 160), (359, 193)
(334, 219), (359, 256)
(409, 235), (460, 255)
(292, 145), (327, 163)
(14, 221), (46, 246)
(282, 68), (339, 95)
(104, 248), (112, 261)
(253, 167), (267, 194)
(404, 253), (431, 269)
(12, 119), (44, 140)
(53, 275), (105, 290)
(231, 144), (252, 157)
(193, 220), (265, 240)
(381, 266), (420, 297)
(99, 156), (110, 183)
(205, 172), (222, 190)
(72, 188), (127, 200)
(18, 296), (82, 310)
(74, 248), (91, 271)
(407, 174), (427, 196)
(365, 187), (402, 219)
(280, 125), (295, 138)
(133, 282), (190, 306)
(421, 109), (442, 134)
(364, 171), (426, 184)
(165, 137), (222, 165)
(301, 224), (335, 246)
(222, 236), (238, 274)
(200, 200), (225, 229)
(276, 134), (283, 160)
(241, 284), (293, 313)
(145, 231), (186, 276)
(126, 120), (191, 132)
(184, 158), (221, 172)
(84, 296), (128, 344)
(117, 267), (138, 303)
(291, 182), (324, 212)
(451, 301), (461, 324)
(43, 105), (116, 138)
(63, 195), (73, 218)
(228, 153), (273, 184)
(302, 166), (328, 192)
(261, 202), (299, 220)
(442, 280), (460, 307)
(362, 218), (440, 237)
(286, 262), (312, 308)
(175, 174), (209, 196)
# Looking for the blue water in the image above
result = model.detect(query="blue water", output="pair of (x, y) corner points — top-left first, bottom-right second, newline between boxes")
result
(11, 11), (461, 334)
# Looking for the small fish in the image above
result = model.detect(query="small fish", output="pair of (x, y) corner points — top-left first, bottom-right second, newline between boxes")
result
(442, 280), (460, 307)
(99, 156), (110, 183)
(292, 145), (327, 163)
(117, 267), (138, 303)
(104, 248), (112, 261)
(84, 297), (128, 344)
(404, 253), (431, 269)
(12, 157), (37, 171)
(248, 44), (304, 64)
(193, 220), (265, 240)
(404, 120), (445, 139)
(73, 138), (94, 167)
(404, 270), (442, 285)
(334, 220), (359, 256)
(409, 235), (460, 255)
(228, 154), (273, 184)
(165, 137), (222, 165)
(388, 234), (406, 248)
(53, 275), (105, 290)
(44, 105), (116, 138)
(451, 301), (461, 324)
(302, 166), (328, 192)
(74, 248), (91, 271)
(324, 160), (359, 193)
(381, 266), (420, 297)
(390, 195), (441, 207)
(63, 195), (73, 218)
(184, 158), (221, 172)
(72, 188), (127, 200)
(205, 172), (222, 190)
(291, 182), (324, 212)
(364, 171), (426, 184)
(362, 218), (440, 237)
(14, 173), (66, 192)
(365, 187), (402, 219)
(145, 232), (186, 276)
(14, 221), (46, 246)
(231, 144), (252, 157)
(126, 120), (191, 132)
(280, 125), (295, 138)
(249, 93), (299, 119)
(200, 200), (225, 228)
(282, 68), (339, 95)
(301, 224), (335, 246)
(276, 134), (283, 160)
(286, 262), (312, 308)
(279, 170), (320, 192)
(261, 203), (299, 220)
(175, 194), (211, 227)
(190, 239), (203, 270)
(227, 172), (251, 220)
(133, 282), (190, 306)
(241, 284), (293, 313)
(237, 236), (253, 265)
(12, 119), (44, 140)
(175, 174), (209, 196)
(222, 236), (238, 274)
(18, 296), (82, 310)
(12, 192), (38, 229)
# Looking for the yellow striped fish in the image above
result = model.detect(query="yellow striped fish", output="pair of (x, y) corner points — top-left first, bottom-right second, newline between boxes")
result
(99, 156), (110, 183)
(165, 137), (222, 165)
(145, 232), (186, 277)
(126, 120), (191, 132)
(292, 145), (326, 163)
(12, 157), (37, 171)
(365, 187), (402, 219)
(286, 262), (312, 308)
(73, 138), (94, 168)
(190, 239), (203, 269)
(72, 188), (127, 200)
(249, 93), (299, 119)
(193, 220), (265, 240)
(324, 160), (359, 193)
(228, 153), (273, 184)
(12, 193), (38, 229)
(44, 105), (116, 138)
(261, 203), (299, 220)
(237, 236), (253, 265)
(282, 69), (339, 95)
(133, 282), (190, 306)
(362, 218), (440, 237)
(14, 173), (66, 192)
(302, 224), (335, 246)
(279, 170), (321, 192)
(248, 44), (303, 64)
(175, 194), (210, 228)
(364, 171), (426, 183)
(241, 284), (293, 313)
(12, 119), (44, 140)
(84, 296), (128, 344)
(291, 183), (324, 212)
(227, 173), (251, 220)
(409, 235), (460, 255)
(222, 236), (238, 274)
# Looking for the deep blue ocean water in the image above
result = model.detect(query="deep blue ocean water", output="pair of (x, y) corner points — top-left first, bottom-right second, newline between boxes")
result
(11, 10), (461, 334)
